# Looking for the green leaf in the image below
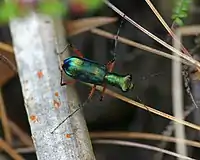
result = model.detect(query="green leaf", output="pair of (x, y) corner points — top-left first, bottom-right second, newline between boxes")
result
(171, 14), (178, 20)
(81, 0), (103, 10)
(171, 0), (191, 26)
(178, 12), (188, 18)
(38, 1), (67, 16)
(175, 18), (184, 26)
(0, 1), (20, 22)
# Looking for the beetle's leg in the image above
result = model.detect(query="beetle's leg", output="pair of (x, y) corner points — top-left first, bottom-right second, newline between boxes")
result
(99, 60), (115, 101)
(60, 69), (77, 86)
(99, 59), (116, 101)
(99, 84), (107, 101)
(105, 16), (125, 72)
(106, 58), (116, 72)
(67, 43), (84, 58)
(100, 18), (125, 101)
(88, 85), (96, 99)
(59, 64), (76, 86)
(61, 80), (76, 86)
(56, 43), (84, 58)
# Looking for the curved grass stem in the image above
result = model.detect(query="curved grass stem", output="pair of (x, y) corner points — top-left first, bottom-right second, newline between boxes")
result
(84, 83), (200, 132)
(90, 131), (200, 148)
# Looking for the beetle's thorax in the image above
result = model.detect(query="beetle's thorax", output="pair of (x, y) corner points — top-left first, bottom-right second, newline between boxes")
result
(104, 72), (134, 92)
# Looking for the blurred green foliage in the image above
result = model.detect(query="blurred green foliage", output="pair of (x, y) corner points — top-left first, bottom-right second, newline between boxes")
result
(0, 0), (103, 23)
(0, 1), (20, 23)
(171, 0), (192, 26)
(80, 0), (103, 10)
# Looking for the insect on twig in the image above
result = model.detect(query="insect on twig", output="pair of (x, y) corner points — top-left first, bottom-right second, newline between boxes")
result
(51, 14), (164, 133)
(51, 15), (134, 133)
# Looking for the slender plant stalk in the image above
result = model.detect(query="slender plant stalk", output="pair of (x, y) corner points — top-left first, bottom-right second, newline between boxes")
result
(84, 83), (200, 132)
(0, 139), (25, 160)
(93, 139), (196, 160)
(66, 17), (117, 36)
(90, 131), (200, 148)
(145, 0), (191, 57)
(91, 28), (191, 65)
(103, 0), (200, 69)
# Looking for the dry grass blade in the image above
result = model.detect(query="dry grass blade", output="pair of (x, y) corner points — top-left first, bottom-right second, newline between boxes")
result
(0, 139), (25, 160)
(93, 139), (196, 160)
(0, 91), (12, 145)
(145, 0), (191, 56)
(0, 42), (14, 53)
(0, 50), (17, 86)
(0, 53), (16, 72)
(66, 17), (117, 36)
(9, 120), (33, 147)
(90, 131), (200, 148)
(177, 25), (200, 36)
(103, 0), (200, 69)
(16, 147), (35, 154)
(91, 28), (191, 66)
(84, 83), (200, 131)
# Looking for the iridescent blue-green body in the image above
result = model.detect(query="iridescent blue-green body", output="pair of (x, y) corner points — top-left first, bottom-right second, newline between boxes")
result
(62, 56), (134, 92)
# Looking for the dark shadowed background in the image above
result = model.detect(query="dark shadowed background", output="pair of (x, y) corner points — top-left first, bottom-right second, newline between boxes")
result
(1, 0), (200, 159)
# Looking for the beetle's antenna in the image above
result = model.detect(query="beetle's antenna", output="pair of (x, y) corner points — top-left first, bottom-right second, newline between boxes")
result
(110, 15), (125, 62)
(136, 96), (156, 132)
(51, 94), (95, 134)
(99, 16), (126, 101)
(140, 72), (164, 81)
(133, 72), (164, 132)
(57, 44), (71, 55)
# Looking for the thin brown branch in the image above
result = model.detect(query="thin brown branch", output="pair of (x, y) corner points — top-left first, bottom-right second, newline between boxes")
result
(91, 28), (191, 66)
(66, 17), (117, 36)
(145, 0), (191, 57)
(16, 147), (35, 154)
(9, 120), (33, 147)
(0, 91), (12, 145)
(0, 139), (24, 160)
(93, 139), (195, 160)
(176, 25), (200, 36)
(103, 0), (200, 69)
(84, 83), (200, 132)
(0, 43), (14, 53)
(90, 131), (200, 148)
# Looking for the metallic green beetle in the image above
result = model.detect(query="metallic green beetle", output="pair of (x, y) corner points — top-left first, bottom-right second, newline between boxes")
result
(61, 44), (134, 101)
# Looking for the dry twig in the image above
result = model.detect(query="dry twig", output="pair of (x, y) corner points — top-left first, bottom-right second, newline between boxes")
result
(93, 139), (195, 160)
(90, 131), (200, 148)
